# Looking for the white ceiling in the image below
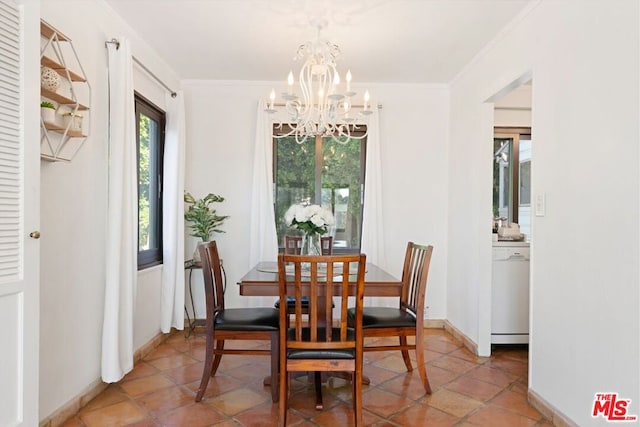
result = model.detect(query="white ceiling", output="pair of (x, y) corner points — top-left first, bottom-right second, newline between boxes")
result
(104, 0), (533, 84)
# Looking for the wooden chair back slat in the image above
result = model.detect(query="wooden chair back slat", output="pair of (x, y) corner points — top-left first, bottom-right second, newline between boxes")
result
(401, 243), (433, 316)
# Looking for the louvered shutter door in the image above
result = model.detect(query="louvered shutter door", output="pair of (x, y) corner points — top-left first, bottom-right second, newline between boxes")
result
(0, 0), (22, 283)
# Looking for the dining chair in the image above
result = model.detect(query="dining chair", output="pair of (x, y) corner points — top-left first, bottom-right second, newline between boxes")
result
(284, 234), (303, 255)
(348, 242), (434, 393)
(195, 241), (279, 403)
(277, 253), (366, 427)
(283, 235), (334, 255)
(274, 235), (333, 314)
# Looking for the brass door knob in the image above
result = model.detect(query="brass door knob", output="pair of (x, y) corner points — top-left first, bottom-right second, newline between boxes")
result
(29, 231), (40, 239)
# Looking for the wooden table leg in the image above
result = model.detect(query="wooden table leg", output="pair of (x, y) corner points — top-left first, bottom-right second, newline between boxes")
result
(314, 372), (323, 409)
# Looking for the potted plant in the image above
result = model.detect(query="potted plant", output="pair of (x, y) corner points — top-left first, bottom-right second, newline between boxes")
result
(184, 192), (229, 262)
(40, 101), (56, 123)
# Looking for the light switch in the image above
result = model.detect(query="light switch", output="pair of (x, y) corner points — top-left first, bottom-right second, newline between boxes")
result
(535, 193), (546, 216)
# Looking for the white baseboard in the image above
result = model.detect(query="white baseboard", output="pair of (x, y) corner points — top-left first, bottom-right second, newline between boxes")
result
(424, 318), (445, 329)
(442, 319), (478, 355)
(528, 389), (578, 427)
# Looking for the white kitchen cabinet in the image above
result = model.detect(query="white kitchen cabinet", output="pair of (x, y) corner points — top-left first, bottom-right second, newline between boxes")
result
(491, 242), (530, 344)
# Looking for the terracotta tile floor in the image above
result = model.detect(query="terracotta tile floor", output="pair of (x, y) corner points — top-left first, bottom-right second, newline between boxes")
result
(62, 329), (552, 426)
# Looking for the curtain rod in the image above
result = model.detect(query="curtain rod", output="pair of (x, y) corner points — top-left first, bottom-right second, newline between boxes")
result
(271, 102), (383, 109)
(105, 38), (177, 98)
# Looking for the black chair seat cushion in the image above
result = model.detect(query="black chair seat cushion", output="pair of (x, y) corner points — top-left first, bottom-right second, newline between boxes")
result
(274, 297), (335, 309)
(274, 296), (309, 309)
(286, 327), (355, 359)
(347, 307), (417, 329)
(215, 308), (279, 331)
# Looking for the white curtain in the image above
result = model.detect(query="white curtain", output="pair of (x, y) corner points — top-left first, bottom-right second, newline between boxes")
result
(248, 102), (279, 306)
(360, 108), (389, 307)
(102, 38), (137, 383)
(161, 92), (186, 332)
(360, 107), (386, 268)
(249, 101), (278, 266)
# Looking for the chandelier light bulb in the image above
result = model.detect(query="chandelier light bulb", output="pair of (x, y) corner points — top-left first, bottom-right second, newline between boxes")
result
(269, 89), (276, 109)
(287, 71), (294, 88)
(344, 69), (356, 97)
(361, 90), (373, 116)
(333, 70), (340, 86)
(343, 100), (351, 120)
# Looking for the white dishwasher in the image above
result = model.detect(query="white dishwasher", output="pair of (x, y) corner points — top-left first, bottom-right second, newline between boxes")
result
(491, 243), (530, 344)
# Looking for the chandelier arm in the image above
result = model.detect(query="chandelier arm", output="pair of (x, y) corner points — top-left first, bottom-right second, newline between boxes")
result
(295, 132), (310, 144)
(273, 126), (297, 139)
(300, 61), (312, 115)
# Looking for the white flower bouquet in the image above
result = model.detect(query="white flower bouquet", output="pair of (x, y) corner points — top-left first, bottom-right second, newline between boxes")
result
(284, 203), (335, 236)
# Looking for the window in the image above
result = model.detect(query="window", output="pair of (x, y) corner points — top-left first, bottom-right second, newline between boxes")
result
(273, 128), (367, 253)
(135, 93), (165, 268)
(493, 127), (531, 238)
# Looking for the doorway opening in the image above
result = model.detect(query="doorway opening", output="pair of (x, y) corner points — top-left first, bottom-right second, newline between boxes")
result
(481, 75), (532, 358)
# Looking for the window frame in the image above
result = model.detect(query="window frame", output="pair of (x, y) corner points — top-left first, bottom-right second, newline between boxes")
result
(272, 125), (367, 254)
(493, 127), (531, 225)
(135, 92), (166, 269)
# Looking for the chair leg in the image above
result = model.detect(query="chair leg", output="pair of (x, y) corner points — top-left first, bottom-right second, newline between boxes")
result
(314, 371), (323, 410)
(415, 328), (432, 394)
(196, 333), (215, 402)
(399, 336), (413, 371)
(278, 371), (288, 427)
(211, 339), (225, 376)
(354, 368), (363, 426)
(270, 332), (279, 403)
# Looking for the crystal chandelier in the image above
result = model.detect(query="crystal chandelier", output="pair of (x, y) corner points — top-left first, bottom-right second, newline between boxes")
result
(266, 19), (372, 144)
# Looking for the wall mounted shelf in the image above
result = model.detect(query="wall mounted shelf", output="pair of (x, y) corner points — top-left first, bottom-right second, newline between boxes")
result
(40, 20), (91, 162)
(41, 56), (86, 82)
(40, 88), (89, 110)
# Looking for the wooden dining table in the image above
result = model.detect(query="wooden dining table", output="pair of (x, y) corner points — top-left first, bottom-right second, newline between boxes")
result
(237, 260), (402, 408)
(238, 261), (402, 297)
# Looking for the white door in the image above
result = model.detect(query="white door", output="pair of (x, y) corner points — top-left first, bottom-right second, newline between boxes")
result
(0, 1), (40, 425)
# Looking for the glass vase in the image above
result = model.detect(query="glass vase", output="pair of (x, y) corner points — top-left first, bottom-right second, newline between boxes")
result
(301, 232), (322, 256)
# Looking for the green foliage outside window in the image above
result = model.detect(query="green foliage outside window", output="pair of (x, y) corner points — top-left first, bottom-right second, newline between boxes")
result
(274, 134), (364, 249)
(138, 115), (151, 250)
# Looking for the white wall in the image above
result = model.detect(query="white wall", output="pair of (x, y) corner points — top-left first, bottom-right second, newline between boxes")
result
(39, 0), (179, 420)
(182, 80), (450, 320)
(448, 1), (639, 425)
(494, 83), (531, 127)
(494, 108), (531, 127)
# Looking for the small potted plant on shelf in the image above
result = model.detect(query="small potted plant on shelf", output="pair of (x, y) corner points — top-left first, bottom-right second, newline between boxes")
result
(184, 192), (230, 262)
(40, 101), (56, 123)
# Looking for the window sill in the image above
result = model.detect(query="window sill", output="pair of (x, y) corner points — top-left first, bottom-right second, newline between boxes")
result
(138, 263), (163, 276)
